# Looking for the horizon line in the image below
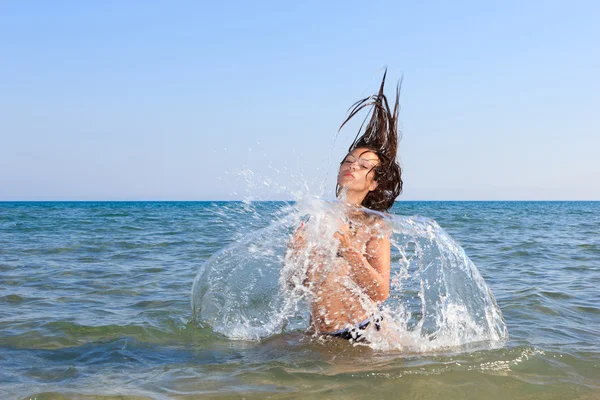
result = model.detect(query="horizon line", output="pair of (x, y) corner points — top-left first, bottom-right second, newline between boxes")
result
(1, 199), (598, 203)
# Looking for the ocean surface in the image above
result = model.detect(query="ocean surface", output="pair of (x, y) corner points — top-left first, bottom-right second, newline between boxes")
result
(1, 201), (598, 399)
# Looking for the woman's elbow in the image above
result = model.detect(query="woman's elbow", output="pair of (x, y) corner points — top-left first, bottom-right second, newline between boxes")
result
(373, 285), (389, 303)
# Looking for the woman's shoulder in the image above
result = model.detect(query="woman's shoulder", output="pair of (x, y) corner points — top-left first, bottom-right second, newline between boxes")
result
(359, 210), (392, 238)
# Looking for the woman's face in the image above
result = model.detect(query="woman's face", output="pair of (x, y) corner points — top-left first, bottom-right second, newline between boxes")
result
(337, 147), (380, 196)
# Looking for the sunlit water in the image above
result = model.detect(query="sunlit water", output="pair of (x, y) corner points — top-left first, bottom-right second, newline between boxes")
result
(1, 201), (599, 399)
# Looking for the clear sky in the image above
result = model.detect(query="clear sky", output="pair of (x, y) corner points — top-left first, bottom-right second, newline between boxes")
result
(1, 1), (598, 201)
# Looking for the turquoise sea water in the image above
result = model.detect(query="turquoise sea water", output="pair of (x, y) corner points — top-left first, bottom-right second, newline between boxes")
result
(1, 201), (599, 399)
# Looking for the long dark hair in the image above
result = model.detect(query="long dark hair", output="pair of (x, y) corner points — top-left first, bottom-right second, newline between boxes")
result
(337, 69), (403, 212)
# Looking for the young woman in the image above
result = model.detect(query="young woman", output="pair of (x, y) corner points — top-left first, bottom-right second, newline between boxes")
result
(288, 71), (403, 341)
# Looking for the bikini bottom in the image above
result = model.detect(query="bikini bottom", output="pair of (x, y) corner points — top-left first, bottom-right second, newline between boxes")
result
(327, 316), (382, 341)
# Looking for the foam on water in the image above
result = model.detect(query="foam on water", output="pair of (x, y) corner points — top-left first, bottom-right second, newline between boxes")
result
(191, 198), (508, 352)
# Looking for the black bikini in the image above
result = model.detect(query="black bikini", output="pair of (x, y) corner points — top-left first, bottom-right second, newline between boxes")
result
(328, 316), (382, 341)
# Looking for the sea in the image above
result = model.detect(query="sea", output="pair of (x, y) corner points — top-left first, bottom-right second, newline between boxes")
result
(1, 201), (598, 399)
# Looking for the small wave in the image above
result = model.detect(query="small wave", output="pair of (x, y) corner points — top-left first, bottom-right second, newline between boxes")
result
(0, 294), (27, 303)
(85, 289), (141, 296)
(540, 290), (575, 300)
(120, 225), (145, 231)
(3, 321), (188, 349)
(573, 305), (600, 315)
(133, 300), (177, 309)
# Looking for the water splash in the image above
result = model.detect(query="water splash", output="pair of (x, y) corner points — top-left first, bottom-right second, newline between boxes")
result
(191, 198), (508, 352)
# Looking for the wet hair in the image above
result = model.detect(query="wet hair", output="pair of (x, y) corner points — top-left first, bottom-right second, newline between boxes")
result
(336, 69), (403, 212)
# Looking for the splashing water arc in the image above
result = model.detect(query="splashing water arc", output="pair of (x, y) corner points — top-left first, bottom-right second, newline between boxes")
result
(191, 200), (508, 351)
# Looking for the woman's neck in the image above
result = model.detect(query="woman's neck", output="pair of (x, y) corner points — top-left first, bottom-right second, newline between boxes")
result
(340, 191), (367, 207)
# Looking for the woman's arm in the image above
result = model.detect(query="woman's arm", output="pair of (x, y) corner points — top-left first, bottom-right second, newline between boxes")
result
(334, 232), (391, 303)
(285, 221), (322, 288)
(286, 221), (306, 253)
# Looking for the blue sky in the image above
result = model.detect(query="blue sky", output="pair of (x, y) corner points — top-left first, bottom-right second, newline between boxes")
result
(1, 1), (598, 200)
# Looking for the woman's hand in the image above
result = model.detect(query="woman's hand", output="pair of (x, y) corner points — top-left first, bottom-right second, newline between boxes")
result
(333, 230), (352, 256)
(287, 221), (307, 252)
(333, 224), (391, 303)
